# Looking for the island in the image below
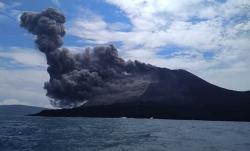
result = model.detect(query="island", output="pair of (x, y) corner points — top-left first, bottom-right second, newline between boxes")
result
(19, 8), (250, 121)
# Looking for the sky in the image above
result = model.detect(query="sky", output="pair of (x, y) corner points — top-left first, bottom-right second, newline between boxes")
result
(0, 0), (249, 107)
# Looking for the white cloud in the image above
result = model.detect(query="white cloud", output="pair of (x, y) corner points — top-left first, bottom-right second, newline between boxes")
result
(51, 0), (61, 7)
(0, 47), (47, 68)
(0, 98), (45, 107)
(68, 11), (130, 44)
(0, 47), (50, 108)
(67, 0), (250, 91)
(0, 98), (23, 105)
(0, 69), (51, 108)
(197, 65), (250, 91)
(0, 1), (21, 21)
(0, 2), (5, 10)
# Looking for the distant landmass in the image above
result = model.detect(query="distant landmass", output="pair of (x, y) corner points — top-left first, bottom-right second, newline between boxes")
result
(0, 105), (46, 116)
(33, 68), (250, 121)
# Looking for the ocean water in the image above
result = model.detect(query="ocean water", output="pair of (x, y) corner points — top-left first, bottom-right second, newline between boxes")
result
(0, 116), (250, 151)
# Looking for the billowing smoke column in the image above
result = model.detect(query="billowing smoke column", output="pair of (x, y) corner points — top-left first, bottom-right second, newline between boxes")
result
(20, 8), (155, 108)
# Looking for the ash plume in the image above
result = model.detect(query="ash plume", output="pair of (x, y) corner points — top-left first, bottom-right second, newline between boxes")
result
(20, 8), (155, 108)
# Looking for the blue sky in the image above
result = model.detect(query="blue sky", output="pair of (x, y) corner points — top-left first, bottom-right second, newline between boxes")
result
(0, 0), (250, 107)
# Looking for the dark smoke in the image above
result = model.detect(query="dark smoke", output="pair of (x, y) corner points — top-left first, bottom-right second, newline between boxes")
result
(20, 8), (155, 108)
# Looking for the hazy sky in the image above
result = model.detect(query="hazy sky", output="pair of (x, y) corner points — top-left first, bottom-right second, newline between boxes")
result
(0, 0), (250, 107)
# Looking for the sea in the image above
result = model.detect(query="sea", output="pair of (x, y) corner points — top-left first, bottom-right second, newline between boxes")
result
(0, 116), (250, 151)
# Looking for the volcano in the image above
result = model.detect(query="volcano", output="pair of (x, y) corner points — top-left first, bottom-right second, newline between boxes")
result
(33, 67), (250, 121)
(20, 8), (250, 121)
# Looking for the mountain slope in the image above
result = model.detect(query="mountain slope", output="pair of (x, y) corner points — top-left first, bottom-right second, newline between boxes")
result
(139, 68), (250, 105)
(33, 68), (250, 121)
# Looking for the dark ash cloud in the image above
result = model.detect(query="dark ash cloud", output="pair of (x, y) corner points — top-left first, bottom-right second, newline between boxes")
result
(20, 8), (155, 108)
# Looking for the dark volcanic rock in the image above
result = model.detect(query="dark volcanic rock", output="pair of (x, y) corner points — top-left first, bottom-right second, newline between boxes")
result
(33, 68), (250, 121)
